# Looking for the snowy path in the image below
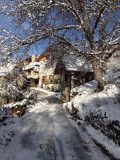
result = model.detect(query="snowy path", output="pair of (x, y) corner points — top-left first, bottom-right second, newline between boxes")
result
(0, 94), (110, 160)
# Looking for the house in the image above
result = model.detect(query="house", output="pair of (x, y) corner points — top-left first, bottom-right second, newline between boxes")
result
(59, 53), (94, 102)
(37, 51), (93, 101)
(22, 51), (93, 102)
(36, 51), (61, 91)
(23, 54), (40, 87)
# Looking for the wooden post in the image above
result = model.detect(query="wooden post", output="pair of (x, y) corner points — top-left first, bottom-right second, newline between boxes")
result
(71, 72), (74, 89)
(66, 88), (70, 102)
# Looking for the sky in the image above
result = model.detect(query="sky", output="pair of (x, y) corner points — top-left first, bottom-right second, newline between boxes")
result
(0, 13), (11, 28)
(0, 5), (47, 58)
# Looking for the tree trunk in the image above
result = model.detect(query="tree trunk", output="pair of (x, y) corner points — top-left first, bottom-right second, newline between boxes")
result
(90, 57), (106, 92)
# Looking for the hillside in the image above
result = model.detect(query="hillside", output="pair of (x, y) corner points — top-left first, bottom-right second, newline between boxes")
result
(65, 81), (120, 159)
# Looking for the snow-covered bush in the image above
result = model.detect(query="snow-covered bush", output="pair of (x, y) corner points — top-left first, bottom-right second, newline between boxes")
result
(64, 81), (120, 127)
(0, 62), (27, 105)
(65, 81), (120, 146)
(0, 83), (24, 105)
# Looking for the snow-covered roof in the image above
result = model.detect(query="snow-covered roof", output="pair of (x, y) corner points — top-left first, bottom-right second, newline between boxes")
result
(62, 53), (92, 72)
(24, 62), (39, 71)
(0, 63), (15, 77)
(39, 60), (57, 75)
(27, 75), (39, 79)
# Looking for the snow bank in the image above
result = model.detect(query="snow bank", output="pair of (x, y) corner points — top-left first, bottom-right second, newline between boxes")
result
(71, 80), (97, 95)
(0, 107), (21, 147)
(64, 81), (120, 158)
(87, 126), (120, 159)
(66, 82), (120, 121)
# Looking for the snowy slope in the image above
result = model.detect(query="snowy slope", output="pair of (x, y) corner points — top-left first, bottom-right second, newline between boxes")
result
(66, 81), (120, 121)
(64, 81), (120, 159)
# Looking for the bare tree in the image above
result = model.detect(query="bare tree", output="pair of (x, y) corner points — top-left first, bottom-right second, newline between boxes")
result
(0, 0), (120, 91)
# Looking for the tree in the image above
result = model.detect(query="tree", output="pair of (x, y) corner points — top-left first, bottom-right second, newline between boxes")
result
(104, 50), (120, 85)
(0, 0), (120, 91)
(0, 61), (27, 105)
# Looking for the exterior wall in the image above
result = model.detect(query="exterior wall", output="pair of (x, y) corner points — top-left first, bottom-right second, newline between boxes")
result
(23, 55), (40, 86)
(38, 60), (61, 91)
(39, 73), (61, 91)
(37, 52), (50, 62)
(25, 69), (39, 79)
(40, 57), (47, 61)
(31, 54), (38, 62)
(31, 70), (34, 76)
(39, 78), (42, 87)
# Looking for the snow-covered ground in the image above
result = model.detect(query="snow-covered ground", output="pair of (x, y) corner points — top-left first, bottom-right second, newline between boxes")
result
(64, 80), (120, 159)
(0, 89), (113, 160)
(67, 81), (120, 121)
(31, 87), (61, 99)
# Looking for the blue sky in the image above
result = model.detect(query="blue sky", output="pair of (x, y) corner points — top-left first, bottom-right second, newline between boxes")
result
(0, 6), (47, 57)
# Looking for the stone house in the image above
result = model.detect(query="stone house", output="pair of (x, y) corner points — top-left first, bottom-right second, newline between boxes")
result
(36, 51), (61, 91)
(59, 53), (93, 102)
(23, 54), (40, 87)
(22, 52), (61, 90)
(37, 52), (93, 101)
(22, 52), (93, 101)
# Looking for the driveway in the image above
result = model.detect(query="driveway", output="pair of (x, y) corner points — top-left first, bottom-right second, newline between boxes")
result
(0, 93), (110, 160)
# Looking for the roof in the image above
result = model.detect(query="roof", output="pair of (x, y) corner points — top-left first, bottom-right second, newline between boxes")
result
(22, 54), (39, 62)
(24, 62), (39, 71)
(36, 45), (53, 62)
(62, 53), (92, 72)
(38, 53), (92, 75)
(37, 52), (50, 62)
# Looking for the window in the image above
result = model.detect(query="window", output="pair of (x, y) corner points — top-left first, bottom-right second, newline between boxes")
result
(42, 76), (47, 82)
(49, 75), (54, 82)
(28, 71), (31, 75)
(35, 79), (39, 85)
